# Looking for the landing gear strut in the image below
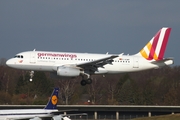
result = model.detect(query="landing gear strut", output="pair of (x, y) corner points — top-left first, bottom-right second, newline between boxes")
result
(29, 71), (34, 82)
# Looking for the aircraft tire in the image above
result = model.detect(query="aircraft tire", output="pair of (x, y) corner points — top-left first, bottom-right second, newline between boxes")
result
(81, 80), (87, 86)
(86, 78), (92, 84)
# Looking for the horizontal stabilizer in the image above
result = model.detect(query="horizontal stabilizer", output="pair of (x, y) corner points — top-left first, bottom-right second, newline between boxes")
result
(151, 57), (174, 67)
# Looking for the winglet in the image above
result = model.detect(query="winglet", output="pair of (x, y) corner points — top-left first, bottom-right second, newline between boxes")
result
(138, 27), (171, 61)
(44, 88), (59, 109)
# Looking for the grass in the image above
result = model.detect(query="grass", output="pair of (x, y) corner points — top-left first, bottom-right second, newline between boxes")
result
(132, 114), (180, 120)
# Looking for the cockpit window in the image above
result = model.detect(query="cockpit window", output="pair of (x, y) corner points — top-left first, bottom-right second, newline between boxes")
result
(14, 55), (23, 58)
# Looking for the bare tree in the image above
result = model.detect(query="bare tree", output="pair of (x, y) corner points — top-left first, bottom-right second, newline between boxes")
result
(87, 76), (105, 104)
(104, 75), (119, 104)
(57, 79), (77, 105)
(0, 58), (6, 66)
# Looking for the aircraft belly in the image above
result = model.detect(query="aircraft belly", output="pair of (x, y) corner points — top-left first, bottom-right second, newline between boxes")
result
(103, 61), (154, 73)
(104, 64), (123, 74)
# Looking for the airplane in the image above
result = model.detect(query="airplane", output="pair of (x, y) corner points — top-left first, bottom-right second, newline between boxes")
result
(0, 88), (71, 120)
(6, 27), (174, 86)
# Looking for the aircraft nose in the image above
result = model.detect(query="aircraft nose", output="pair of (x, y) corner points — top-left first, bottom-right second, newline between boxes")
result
(6, 59), (14, 67)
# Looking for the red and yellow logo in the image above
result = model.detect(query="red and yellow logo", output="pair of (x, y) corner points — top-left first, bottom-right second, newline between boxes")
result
(19, 60), (23, 63)
(51, 95), (58, 105)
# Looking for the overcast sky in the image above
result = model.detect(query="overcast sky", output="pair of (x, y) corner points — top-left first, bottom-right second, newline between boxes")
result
(0, 1), (179, 65)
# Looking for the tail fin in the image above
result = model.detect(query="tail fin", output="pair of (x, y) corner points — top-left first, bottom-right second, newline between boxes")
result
(138, 27), (171, 61)
(44, 88), (59, 109)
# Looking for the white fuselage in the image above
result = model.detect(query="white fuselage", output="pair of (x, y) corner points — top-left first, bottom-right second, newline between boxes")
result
(0, 109), (58, 120)
(6, 51), (173, 74)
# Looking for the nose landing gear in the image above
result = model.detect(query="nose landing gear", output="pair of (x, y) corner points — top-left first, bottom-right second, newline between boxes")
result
(29, 71), (34, 81)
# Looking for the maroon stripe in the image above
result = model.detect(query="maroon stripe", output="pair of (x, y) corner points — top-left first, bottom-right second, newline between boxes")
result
(158, 28), (171, 60)
(148, 29), (161, 60)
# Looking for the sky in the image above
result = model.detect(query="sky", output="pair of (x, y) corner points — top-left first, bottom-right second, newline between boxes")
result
(0, 1), (180, 65)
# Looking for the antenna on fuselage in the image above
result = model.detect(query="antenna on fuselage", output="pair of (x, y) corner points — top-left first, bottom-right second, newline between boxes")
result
(33, 49), (36, 51)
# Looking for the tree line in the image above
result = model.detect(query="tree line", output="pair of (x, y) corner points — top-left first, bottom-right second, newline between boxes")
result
(0, 58), (180, 105)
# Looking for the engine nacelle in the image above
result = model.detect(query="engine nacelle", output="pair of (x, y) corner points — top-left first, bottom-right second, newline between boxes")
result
(52, 115), (62, 120)
(52, 115), (71, 120)
(57, 66), (80, 77)
(63, 116), (71, 120)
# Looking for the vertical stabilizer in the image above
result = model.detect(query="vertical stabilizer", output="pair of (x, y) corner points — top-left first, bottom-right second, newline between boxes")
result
(137, 27), (171, 60)
(44, 88), (59, 109)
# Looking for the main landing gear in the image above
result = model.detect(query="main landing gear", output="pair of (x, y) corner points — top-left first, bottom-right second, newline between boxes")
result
(80, 72), (92, 86)
(80, 78), (92, 86)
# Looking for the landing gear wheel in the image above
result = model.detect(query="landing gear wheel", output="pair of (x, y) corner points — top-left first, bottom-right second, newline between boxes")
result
(86, 78), (92, 84)
(81, 80), (87, 86)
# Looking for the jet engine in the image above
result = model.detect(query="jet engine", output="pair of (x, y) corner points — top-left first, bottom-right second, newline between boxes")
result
(57, 66), (80, 77)
(52, 115), (71, 120)
(52, 115), (62, 120)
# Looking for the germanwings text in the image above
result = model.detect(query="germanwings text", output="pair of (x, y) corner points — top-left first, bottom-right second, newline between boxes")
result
(37, 53), (77, 58)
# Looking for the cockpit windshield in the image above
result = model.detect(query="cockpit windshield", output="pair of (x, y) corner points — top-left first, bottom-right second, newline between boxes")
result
(14, 55), (23, 58)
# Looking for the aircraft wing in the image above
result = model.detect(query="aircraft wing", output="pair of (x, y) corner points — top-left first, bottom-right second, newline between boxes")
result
(51, 109), (78, 115)
(62, 113), (87, 117)
(52, 113), (87, 120)
(9, 116), (49, 120)
(77, 55), (119, 72)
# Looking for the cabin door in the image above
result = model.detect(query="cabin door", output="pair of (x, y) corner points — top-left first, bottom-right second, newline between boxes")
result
(30, 52), (36, 63)
(133, 57), (139, 68)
